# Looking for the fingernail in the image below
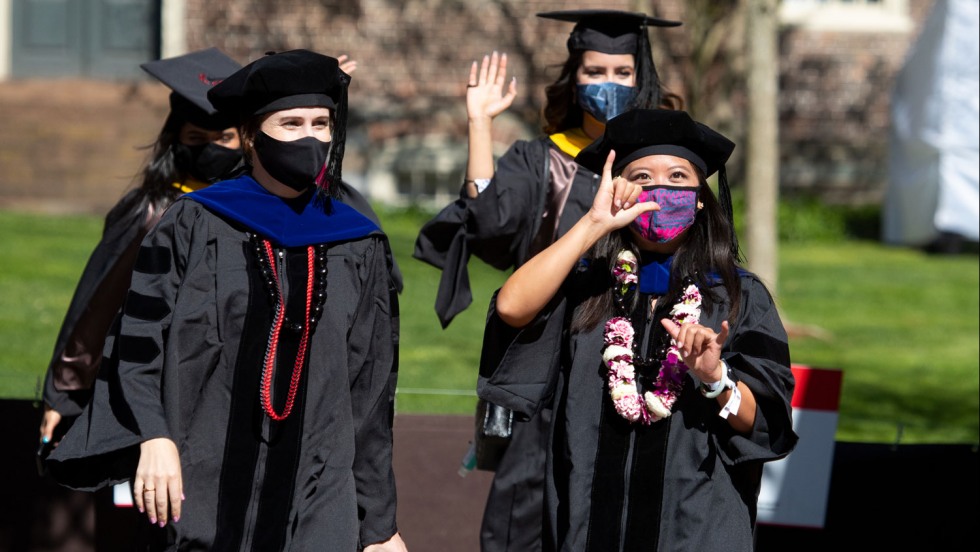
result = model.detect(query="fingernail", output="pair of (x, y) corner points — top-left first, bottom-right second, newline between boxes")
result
(149, 517), (156, 524)
(138, 507), (144, 513)
(41, 436), (51, 444)
(159, 521), (166, 528)
(174, 516), (180, 523)
(181, 493), (186, 500)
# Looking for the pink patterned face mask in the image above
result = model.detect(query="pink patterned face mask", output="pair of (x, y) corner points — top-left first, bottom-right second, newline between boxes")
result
(629, 185), (699, 243)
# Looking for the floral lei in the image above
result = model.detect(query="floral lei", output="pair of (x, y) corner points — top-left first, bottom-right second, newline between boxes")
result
(602, 250), (702, 424)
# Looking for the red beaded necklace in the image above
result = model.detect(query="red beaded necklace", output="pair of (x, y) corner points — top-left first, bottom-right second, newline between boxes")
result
(258, 240), (314, 421)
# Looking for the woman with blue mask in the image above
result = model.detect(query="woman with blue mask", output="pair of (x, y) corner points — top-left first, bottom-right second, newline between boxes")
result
(414, 9), (682, 552)
(481, 109), (798, 551)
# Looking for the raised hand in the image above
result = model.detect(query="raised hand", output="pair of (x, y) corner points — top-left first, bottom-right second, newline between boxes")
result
(466, 51), (518, 123)
(587, 150), (658, 233)
(337, 54), (357, 75)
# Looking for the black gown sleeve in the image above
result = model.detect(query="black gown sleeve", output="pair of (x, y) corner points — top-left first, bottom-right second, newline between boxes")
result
(716, 275), (799, 464)
(477, 289), (567, 420)
(46, 201), (197, 490)
(413, 139), (549, 327)
(348, 235), (400, 546)
(42, 190), (145, 417)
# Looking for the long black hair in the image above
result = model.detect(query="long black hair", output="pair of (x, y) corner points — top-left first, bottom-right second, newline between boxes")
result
(570, 172), (742, 334)
(126, 111), (188, 214)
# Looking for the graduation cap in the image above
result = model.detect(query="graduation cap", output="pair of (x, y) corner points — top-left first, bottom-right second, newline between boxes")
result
(208, 49), (351, 196)
(537, 9), (681, 55)
(575, 109), (733, 176)
(140, 47), (242, 131)
(576, 109), (739, 256)
(207, 49), (349, 118)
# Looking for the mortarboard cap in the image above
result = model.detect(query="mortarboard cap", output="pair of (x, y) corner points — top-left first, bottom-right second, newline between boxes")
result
(537, 9), (681, 55)
(207, 49), (348, 119)
(575, 109), (733, 176)
(140, 47), (242, 131)
(208, 50), (351, 197)
(576, 109), (740, 258)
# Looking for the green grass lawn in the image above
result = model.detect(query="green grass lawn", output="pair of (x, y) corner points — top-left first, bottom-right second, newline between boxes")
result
(1, 207), (977, 445)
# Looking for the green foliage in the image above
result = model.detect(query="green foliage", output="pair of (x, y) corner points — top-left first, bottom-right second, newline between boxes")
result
(2, 207), (977, 445)
(730, 190), (884, 242)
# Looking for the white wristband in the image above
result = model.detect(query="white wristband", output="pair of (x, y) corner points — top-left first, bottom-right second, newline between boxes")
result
(718, 380), (742, 419)
(465, 178), (491, 194)
(700, 360), (742, 418)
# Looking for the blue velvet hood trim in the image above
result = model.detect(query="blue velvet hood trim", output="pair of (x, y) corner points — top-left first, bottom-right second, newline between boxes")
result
(186, 175), (379, 247)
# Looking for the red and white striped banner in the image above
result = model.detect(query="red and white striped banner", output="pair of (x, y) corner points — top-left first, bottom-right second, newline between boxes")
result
(757, 364), (843, 528)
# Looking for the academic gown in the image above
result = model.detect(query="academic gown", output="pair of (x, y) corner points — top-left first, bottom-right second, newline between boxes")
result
(47, 175), (400, 551)
(414, 135), (600, 552)
(43, 188), (159, 419)
(413, 136), (599, 328)
(477, 267), (798, 552)
(42, 179), (402, 423)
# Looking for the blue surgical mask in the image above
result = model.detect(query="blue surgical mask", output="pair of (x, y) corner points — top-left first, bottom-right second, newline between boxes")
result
(576, 83), (637, 124)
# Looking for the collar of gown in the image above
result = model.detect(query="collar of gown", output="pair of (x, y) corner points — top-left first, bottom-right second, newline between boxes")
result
(186, 174), (379, 247)
(639, 252), (673, 295)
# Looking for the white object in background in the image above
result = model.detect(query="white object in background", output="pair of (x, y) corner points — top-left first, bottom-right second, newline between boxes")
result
(883, 0), (980, 245)
(757, 365), (843, 528)
(113, 481), (134, 508)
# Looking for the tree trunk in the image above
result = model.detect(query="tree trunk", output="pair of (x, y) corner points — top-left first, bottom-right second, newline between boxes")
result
(744, 0), (780, 295)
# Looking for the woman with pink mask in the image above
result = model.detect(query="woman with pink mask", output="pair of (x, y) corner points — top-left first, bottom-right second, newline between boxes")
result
(415, 9), (683, 552)
(479, 108), (797, 551)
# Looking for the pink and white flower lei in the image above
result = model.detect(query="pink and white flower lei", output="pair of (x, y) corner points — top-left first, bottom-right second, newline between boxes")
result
(602, 250), (702, 424)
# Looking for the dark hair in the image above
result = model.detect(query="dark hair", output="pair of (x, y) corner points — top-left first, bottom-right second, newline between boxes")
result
(570, 171), (742, 334)
(541, 39), (682, 134)
(129, 111), (187, 214)
(240, 114), (262, 167)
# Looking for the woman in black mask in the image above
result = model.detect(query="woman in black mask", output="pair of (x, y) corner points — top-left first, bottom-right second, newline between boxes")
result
(38, 47), (244, 448)
(47, 49), (407, 552)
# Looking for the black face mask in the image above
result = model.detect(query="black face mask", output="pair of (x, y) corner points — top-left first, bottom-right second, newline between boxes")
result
(173, 142), (242, 183)
(254, 132), (330, 192)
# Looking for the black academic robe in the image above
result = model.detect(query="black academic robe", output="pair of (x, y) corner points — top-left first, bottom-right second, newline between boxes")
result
(413, 137), (598, 327)
(48, 176), (400, 551)
(478, 269), (798, 552)
(414, 136), (600, 552)
(43, 188), (155, 418)
(42, 179), (401, 422)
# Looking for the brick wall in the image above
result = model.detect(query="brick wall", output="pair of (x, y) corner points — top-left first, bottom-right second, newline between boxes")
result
(0, 1), (936, 211)
(181, 0), (936, 206)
